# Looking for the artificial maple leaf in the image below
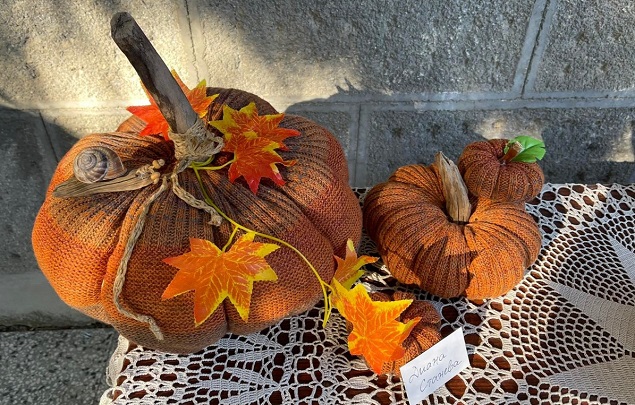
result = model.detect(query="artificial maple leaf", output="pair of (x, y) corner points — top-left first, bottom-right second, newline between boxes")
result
(209, 103), (300, 194)
(221, 131), (296, 194)
(333, 239), (378, 289)
(330, 279), (420, 373)
(127, 71), (217, 141)
(162, 233), (279, 326)
(210, 103), (300, 150)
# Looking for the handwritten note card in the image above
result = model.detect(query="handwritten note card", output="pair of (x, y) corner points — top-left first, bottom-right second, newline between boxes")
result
(400, 327), (469, 404)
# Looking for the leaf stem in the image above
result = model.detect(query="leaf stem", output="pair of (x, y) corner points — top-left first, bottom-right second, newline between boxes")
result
(190, 156), (215, 167)
(223, 226), (239, 252)
(191, 166), (333, 324)
(192, 159), (235, 171)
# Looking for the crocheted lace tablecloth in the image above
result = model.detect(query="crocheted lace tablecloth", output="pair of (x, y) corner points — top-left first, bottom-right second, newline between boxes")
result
(100, 183), (635, 405)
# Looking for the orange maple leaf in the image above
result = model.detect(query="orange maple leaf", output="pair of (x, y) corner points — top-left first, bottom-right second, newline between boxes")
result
(333, 239), (378, 289)
(209, 103), (299, 194)
(330, 279), (420, 374)
(210, 103), (300, 150)
(223, 133), (296, 194)
(162, 233), (279, 326)
(127, 71), (217, 141)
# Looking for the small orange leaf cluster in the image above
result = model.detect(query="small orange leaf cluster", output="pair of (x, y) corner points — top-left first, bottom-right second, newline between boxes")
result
(330, 240), (420, 374)
(127, 71), (300, 194)
(209, 103), (300, 194)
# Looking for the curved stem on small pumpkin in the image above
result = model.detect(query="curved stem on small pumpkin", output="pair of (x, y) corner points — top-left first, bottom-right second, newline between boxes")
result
(500, 141), (523, 163)
(435, 152), (472, 224)
(191, 167), (333, 322)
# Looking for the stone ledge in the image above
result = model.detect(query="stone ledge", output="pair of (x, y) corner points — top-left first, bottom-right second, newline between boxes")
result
(0, 328), (115, 404)
(0, 272), (94, 327)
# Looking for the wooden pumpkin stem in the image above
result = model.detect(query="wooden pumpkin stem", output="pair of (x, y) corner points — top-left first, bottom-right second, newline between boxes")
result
(111, 12), (198, 134)
(500, 141), (523, 163)
(435, 152), (472, 223)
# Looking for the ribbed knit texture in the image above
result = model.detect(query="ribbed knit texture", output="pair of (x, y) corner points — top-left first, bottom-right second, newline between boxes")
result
(363, 163), (541, 300)
(369, 291), (442, 377)
(458, 139), (544, 203)
(32, 88), (362, 353)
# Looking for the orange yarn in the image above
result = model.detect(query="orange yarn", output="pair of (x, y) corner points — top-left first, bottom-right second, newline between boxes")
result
(367, 291), (441, 376)
(32, 88), (362, 353)
(363, 163), (541, 300)
(458, 139), (544, 203)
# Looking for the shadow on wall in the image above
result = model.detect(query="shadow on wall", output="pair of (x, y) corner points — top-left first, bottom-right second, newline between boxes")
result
(190, 0), (534, 97)
(0, 1), (199, 109)
(0, 106), (74, 275)
(286, 88), (635, 186)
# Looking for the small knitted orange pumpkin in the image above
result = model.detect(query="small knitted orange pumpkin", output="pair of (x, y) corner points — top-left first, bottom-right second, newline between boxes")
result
(458, 138), (544, 202)
(32, 88), (362, 353)
(363, 157), (541, 300)
(366, 291), (441, 376)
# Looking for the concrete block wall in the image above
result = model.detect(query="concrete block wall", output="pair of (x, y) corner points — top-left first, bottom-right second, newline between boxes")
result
(1, 0), (635, 326)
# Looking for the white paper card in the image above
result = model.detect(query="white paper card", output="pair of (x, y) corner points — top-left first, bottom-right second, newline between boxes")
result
(400, 327), (469, 404)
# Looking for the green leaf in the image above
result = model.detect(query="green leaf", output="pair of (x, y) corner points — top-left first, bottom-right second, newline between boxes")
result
(504, 136), (546, 163)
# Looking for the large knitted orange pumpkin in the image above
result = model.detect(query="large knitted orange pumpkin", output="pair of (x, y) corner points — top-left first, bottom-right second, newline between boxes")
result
(363, 158), (541, 300)
(32, 88), (362, 353)
(458, 138), (544, 203)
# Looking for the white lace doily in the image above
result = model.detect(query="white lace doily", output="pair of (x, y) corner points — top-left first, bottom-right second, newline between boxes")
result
(100, 184), (635, 405)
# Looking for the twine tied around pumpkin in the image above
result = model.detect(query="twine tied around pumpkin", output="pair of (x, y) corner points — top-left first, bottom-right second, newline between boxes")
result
(169, 117), (225, 163)
(113, 176), (169, 341)
(170, 119), (225, 226)
(113, 118), (225, 340)
(169, 118), (224, 226)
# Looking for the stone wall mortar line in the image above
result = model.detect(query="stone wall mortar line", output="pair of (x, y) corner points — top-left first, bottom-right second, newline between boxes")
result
(185, 0), (211, 83)
(513, 0), (550, 95)
(265, 92), (519, 106)
(523, 0), (559, 95)
(354, 105), (372, 186)
(8, 93), (635, 118)
(176, 0), (200, 83)
(283, 98), (635, 113)
(408, 98), (635, 111)
(525, 90), (635, 99)
(7, 100), (150, 111)
(35, 107), (131, 116)
(19, 91), (635, 112)
(347, 104), (361, 184)
(34, 112), (58, 182)
(285, 103), (354, 113)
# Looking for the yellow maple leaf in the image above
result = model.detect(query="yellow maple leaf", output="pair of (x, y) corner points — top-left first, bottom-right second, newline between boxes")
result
(210, 102), (300, 149)
(162, 233), (279, 326)
(330, 279), (420, 374)
(333, 239), (378, 289)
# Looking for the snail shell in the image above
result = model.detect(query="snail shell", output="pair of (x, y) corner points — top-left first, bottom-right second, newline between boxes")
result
(74, 146), (127, 183)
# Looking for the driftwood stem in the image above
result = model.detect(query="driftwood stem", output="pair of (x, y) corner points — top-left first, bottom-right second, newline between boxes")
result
(111, 12), (197, 134)
(436, 152), (472, 223)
